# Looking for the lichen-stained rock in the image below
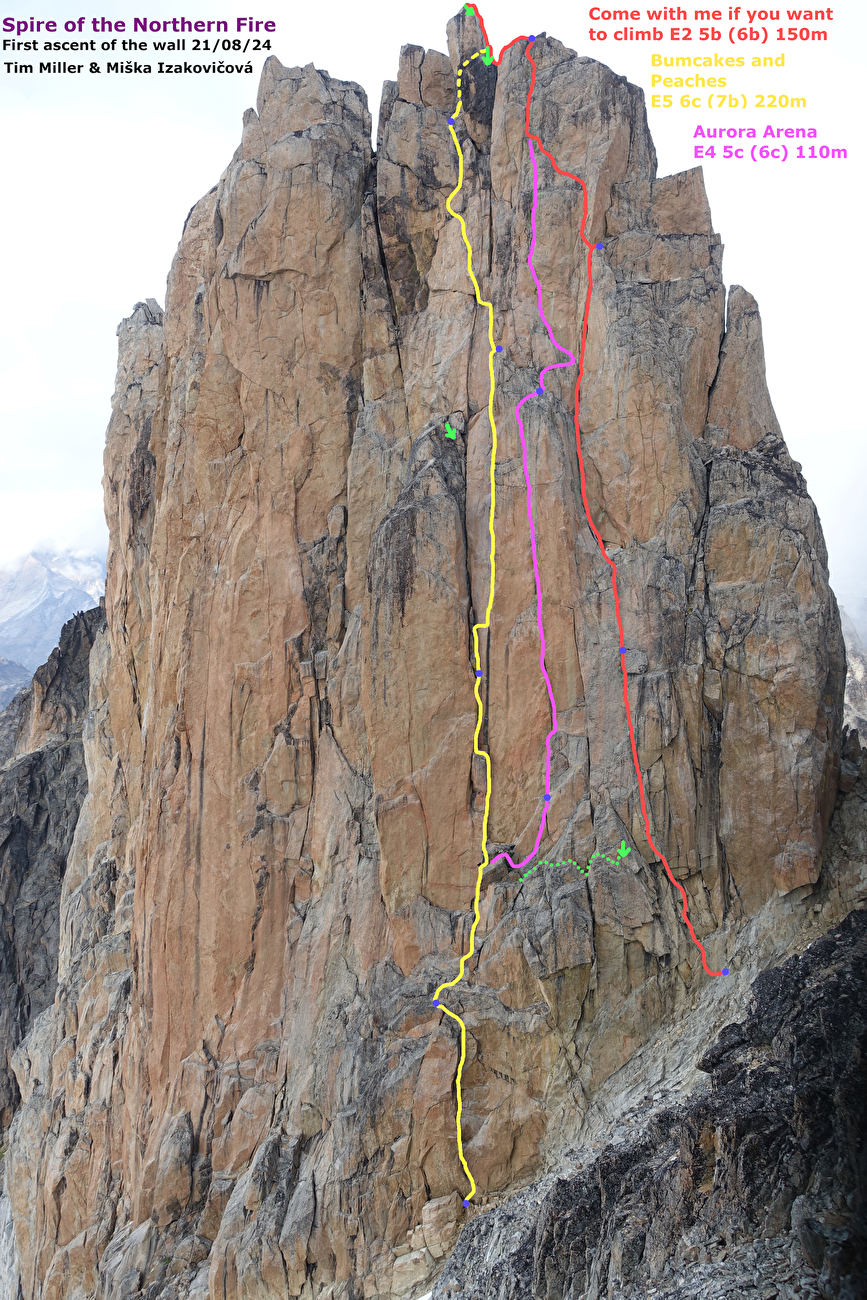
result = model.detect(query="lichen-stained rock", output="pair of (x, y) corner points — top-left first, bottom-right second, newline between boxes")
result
(376, 46), (457, 321)
(702, 434), (843, 902)
(362, 426), (478, 914)
(1, 12), (850, 1300)
(343, 193), (411, 613)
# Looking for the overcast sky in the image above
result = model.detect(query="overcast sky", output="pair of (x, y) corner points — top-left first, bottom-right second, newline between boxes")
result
(1, 0), (864, 619)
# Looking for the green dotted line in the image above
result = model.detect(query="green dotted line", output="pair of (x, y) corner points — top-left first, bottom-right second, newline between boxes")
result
(460, 6), (493, 66)
(519, 842), (631, 881)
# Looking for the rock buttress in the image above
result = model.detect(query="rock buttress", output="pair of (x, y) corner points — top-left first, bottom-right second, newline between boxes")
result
(0, 605), (104, 1133)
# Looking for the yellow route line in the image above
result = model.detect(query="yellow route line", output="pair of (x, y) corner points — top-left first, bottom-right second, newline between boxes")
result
(432, 49), (496, 1208)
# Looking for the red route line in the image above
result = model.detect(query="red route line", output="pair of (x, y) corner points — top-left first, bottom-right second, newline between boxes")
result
(466, 2), (524, 64)
(466, 4), (723, 979)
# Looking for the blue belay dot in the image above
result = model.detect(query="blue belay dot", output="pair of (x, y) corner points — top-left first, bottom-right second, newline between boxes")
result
(722, 968), (730, 975)
(619, 647), (626, 654)
(544, 795), (551, 802)
(596, 242), (604, 250)
(496, 344), (503, 352)
(536, 386), (543, 395)
(448, 117), (455, 124)
(432, 999), (440, 1006)
(528, 34), (535, 40)
(475, 671), (483, 677)
(463, 1199), (470, 1206)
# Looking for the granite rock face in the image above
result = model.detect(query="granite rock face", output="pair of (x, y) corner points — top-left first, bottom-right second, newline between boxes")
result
(2, 12), (852, 1300)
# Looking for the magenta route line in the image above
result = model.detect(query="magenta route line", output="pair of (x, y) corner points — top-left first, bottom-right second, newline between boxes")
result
(489, 137), (578, 876)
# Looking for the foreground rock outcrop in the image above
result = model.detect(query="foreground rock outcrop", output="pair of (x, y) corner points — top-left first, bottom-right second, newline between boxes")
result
(0, 606), (104, 1133)
(1, 10), (858, 1300)
(434, 897), (867, 1300)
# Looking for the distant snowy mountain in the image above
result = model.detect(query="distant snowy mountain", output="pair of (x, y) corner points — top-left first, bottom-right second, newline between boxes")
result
(841, 606), (867, 737)
(0, 551), (105, 672)
(34, 550), (105, 603)
(843, 596), (867, 646)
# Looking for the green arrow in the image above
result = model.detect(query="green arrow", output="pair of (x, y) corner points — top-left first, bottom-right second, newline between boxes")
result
(444, 422), (457, 439)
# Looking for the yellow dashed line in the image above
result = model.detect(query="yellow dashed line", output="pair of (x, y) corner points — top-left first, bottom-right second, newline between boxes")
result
(452, 49), (480, 118)
(432, 48), (497, 1209)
